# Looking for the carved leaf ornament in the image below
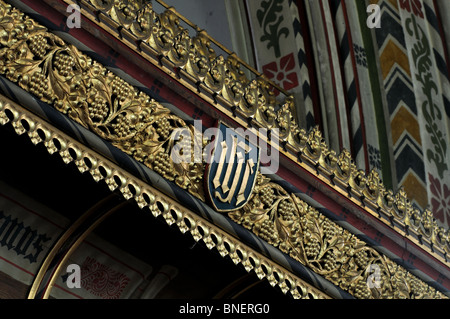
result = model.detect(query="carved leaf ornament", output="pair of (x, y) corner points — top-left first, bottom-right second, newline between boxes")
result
(0, 0), (447, 299)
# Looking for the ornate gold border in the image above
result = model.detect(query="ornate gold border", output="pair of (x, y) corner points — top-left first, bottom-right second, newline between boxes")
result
(0, 94), (446, 299)
(0, 1), (447, 298)
(0, 95), (331, 299)
(0, 0), (448, 266)
(229, 174), (447, 298)
(50, 0), (450, 264)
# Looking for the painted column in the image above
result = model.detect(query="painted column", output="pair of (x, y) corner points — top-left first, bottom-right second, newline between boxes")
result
(245, 0), (315, 132)
(398, 0), (450, 228)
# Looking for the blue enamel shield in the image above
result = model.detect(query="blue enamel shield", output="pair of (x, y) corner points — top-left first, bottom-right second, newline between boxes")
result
(205, 122), (260, 212)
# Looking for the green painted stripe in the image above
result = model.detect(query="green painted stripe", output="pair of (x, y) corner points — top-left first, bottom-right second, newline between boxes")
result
(356, 1), (393, 190)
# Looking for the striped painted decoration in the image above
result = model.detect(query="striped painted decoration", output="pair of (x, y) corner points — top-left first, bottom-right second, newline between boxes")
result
(288, 0), (316, 130)
(304, 0), (352, 154)
(342, 0), (384, 175)
(330, 0), (367, 170)
(372, 0), (428, 209)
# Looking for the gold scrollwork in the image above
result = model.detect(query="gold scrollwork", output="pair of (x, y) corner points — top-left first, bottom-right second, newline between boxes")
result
(0, 0), (448, 299)
(66, 0), (450, 262)
(0, 96), (331, 300)
(0, 0), (205, 201)
(229, 174), (446, 299)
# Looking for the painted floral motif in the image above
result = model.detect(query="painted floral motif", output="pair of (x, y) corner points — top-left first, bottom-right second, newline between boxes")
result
(256, 0), (289, 58)
(368, 144), (381, 172)
(405, 13), (448, 179)
(81, 256), (130, 299)
(262, 53), (299, 96)
(353, 44), (368, 68)
(429, 174), (450, 228)
(399, 0), (424, 19)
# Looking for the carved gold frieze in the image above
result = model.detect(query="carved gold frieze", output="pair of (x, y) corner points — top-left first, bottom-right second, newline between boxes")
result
(229, 174), (446, 299)
(0, 1), (205, 201)
(0, 0), (448, 298)
(58, 0), (450, 264)
(1, 92), (446, 299)
(0, 96), (330, 299)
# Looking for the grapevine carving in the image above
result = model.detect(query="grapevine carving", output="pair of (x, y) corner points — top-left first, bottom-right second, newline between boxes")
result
(0, 1), (205, 200)
(230, 174), (446, 299)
